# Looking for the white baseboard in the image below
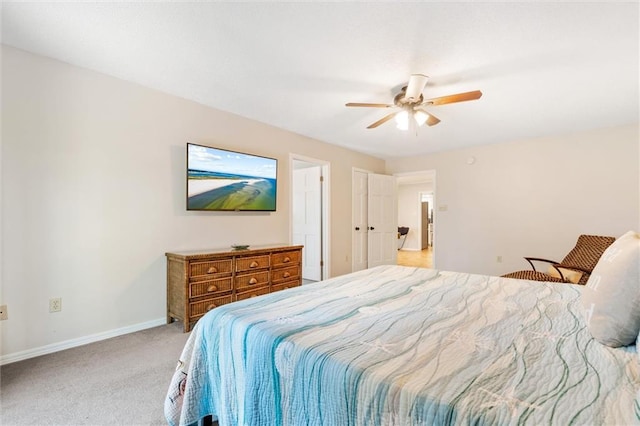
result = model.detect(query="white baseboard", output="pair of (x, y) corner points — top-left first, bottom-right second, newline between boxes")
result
(0, 317), (166, 366)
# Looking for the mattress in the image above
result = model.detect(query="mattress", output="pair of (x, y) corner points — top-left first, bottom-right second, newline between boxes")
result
(165, 265), (639, 425)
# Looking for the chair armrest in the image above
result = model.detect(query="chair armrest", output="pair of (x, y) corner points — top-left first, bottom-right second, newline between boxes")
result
(524, 257), (560, 273)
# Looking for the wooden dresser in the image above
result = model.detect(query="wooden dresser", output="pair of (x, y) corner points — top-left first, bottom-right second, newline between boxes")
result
(166, 244), (303, 332)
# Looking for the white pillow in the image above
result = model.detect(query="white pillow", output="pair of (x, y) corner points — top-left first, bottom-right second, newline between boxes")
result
(581, 231), (640, 347)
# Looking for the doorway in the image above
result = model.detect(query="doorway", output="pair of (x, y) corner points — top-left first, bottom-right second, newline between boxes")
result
(395, 171), (436, 269)
(290, 155), (330, 282)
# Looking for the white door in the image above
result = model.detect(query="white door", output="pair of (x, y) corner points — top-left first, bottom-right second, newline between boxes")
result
(293, 167), (322, 281)
(367, 173), (398, 267)
(352, 170), (368, 272)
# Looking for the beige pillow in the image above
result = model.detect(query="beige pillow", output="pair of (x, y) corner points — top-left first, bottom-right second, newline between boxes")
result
(581, 231), (640, 347)
(546, 265), (583, 284)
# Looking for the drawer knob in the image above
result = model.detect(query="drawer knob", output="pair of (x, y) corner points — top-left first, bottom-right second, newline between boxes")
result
(207, 285), (218, 292)
(283, 257), (291, 263)
(249, 277), (258, 285)
(249, 261), (259, 268)
(284, 286), (289, 290)
(283, 272), (291, 278)
(250, 294), (258, 298)
(207, 266), (218, 274)
(206, 303), (216, 311)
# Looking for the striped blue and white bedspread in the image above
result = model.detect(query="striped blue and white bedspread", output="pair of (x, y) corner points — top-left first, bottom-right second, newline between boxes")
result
(166, 265), (639, 426)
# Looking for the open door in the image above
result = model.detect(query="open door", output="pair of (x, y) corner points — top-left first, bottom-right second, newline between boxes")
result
(291, 155), (330, 281)
(367, 173), (398, 267)
(293, 166), (322, 281)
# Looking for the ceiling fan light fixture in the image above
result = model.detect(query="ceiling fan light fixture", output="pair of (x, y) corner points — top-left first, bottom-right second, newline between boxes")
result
(414, 110), (429, 127)
(395, 110), (409, 130)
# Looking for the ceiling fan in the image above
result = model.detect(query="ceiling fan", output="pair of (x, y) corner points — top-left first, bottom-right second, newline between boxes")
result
(346, 74), (482, 130)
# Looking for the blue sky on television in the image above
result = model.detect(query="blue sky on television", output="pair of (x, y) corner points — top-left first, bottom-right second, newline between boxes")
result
(188, 144), (276, 179)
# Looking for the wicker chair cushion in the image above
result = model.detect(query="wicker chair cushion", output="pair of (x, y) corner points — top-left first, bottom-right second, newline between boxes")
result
(501, 270), (564, 283)
(582, 231), (640, 347)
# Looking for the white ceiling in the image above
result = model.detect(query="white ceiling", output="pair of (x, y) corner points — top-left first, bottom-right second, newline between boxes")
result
(2, 2), (638, 160)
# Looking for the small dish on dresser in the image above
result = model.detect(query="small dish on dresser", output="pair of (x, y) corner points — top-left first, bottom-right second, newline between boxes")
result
(231, 244), (250, 250)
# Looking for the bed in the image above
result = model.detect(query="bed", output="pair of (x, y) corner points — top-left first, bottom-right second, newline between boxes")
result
(165, 265), (639, 425)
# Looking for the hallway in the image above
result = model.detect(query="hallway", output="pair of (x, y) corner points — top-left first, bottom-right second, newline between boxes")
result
(397, 247), (433, 269)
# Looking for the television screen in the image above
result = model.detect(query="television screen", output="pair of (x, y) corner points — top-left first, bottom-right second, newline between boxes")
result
(187, 143), (277, 211)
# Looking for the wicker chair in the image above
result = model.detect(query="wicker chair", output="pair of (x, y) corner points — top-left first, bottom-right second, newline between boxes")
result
(501, 234), (616, 285)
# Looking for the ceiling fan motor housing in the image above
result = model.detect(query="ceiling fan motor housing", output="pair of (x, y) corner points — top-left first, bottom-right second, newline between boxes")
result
(394, 88), (424, 107)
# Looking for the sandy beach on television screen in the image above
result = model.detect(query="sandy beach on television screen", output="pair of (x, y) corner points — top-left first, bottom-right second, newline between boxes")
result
(188, 178), (264, 197)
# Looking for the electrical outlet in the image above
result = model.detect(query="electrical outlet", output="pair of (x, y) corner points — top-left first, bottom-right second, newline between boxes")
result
(496, 256), (503, 263)
(49, 298), (62, 313)
(0, 305), (7, 320)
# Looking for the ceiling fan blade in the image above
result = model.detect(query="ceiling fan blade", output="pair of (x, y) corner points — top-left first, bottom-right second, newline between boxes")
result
(346, 102), (394, 108)
(405, 74), (429, 101)
(367, 112), (397, 129)
(424, 90), (483, 106)
(426, 112), (441, 126)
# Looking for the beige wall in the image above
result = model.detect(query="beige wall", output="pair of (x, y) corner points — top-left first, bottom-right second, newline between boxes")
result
(0, 46), (384, 360)
(387, 123), (640, 276)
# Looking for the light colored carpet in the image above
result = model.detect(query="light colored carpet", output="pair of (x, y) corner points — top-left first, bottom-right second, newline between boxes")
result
(0, 321), (189, 425)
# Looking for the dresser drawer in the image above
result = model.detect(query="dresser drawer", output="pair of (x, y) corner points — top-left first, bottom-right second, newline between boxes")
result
(236, 286), (270, 301)
(271, 281), (300, 293)
(189, 259), (233, 279)
(271, 265), (300, 283)
(236, 255), (270, 272)
(189, 294), (233, 319)
(271, 250), (300, 268)
(189, 278), (233, 298)
(235, 271), (269, 291)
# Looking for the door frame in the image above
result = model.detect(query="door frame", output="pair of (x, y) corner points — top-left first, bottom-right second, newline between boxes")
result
(289, 154), (330, 280)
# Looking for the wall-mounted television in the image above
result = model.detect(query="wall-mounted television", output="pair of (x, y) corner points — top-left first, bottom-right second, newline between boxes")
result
(187, 143), (277, 211)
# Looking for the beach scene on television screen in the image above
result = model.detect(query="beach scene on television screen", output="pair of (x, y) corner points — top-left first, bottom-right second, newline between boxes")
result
(188, 145), (277, 211)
